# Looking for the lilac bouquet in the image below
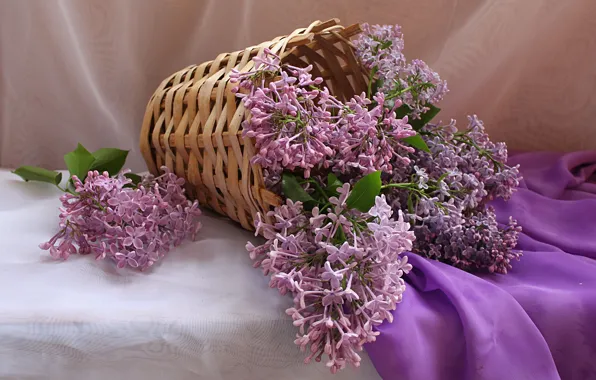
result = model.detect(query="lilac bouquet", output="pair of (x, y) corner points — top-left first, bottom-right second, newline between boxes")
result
(13, 143), (201, 270)
(232, 23), (522, 372)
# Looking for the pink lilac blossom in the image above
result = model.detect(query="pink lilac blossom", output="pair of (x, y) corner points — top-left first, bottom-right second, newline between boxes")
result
(329, 92), (415, 175)
(354, 23), (448, 118)
(231, 49), (416, 178)
(230, 49), (334, 178)
(39, 168), (201, 270)
(246, 185), (415, 373)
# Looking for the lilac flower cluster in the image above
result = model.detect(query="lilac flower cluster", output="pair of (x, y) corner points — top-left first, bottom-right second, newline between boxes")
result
(414, 207), (521, 273)
(397, 59), (449, 116)
(353, 24), (405, 77)
(418, 116), (520, 204)
(330, 92), (415, 175)
(350, 24), (522, 273)
(39, 168), (201, 270)
(230, 49), (416, 178)
(231, 50), (333, 178)
(384, 116), (522, 273)
(354, 23), (448, 117)
(247, 185), (415, 373)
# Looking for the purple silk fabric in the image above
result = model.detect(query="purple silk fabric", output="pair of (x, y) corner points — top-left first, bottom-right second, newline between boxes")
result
(365, 152), (596, 380)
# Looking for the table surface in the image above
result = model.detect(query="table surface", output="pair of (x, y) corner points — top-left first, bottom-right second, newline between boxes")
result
(0, 170), (381, 380)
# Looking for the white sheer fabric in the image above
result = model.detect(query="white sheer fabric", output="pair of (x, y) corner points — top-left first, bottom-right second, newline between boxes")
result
(1, 0), (595, 171)
(0, 170), (381, 380)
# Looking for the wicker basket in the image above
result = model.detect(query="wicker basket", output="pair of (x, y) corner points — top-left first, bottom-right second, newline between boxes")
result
(139, 19), (367, 231)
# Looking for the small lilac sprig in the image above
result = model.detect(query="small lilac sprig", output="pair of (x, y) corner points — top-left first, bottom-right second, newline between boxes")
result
(353, 23), (406, 88)
(39, 167), (201, 270)
(392, 59), (448, 117)
(354, 23), (448, 118)
(247, 184), (414, 373)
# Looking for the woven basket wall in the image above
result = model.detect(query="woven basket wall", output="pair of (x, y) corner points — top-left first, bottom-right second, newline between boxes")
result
(139, 19), (367, 231)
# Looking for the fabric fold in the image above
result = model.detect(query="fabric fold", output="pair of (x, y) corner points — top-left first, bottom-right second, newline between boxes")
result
(365, 152), (596, 380)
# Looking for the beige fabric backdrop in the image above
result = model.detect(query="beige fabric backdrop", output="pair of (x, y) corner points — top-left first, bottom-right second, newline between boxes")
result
(1, 0), (595, 171)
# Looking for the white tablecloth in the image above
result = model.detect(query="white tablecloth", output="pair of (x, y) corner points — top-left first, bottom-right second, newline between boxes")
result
(0, 170), (380, 380)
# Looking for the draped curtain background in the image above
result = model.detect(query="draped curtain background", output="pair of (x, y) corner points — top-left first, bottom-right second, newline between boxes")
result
(1, 0), (595, 171)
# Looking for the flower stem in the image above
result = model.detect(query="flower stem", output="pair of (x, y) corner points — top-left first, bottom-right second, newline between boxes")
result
(381, 183), (416, 190)
(55, 184), (77, 196)
(453, 135), (504, 170)
(366, 67), (378, 98)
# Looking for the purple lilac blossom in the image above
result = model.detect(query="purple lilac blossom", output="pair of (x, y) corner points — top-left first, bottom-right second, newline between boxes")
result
(246, 185), (415, 373)
(415, 207), (522, 273)
(396, 59), (449, 117)
(39, 168), (202, 270)
(385, 116), (522, 273)
(354, 23), (448, 118)
(353, 23), (405, 74)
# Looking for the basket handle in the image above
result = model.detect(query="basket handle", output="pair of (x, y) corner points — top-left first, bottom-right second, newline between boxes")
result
(286, 20), (362, 49)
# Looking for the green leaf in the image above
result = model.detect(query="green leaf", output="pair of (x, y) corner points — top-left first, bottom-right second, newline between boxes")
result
(421, 105), (441, 124)
(12, 166), (62, 185)
(402, 134), (431, 153)
(64, 143), (95, 181)
(409, 105), (441, 131)
(395, 104), (412, 119)
(90, 148), (129, 176)
(379, 40), (393, 50)
(282, 172), (316, 208)
(346, 171), (382, 212)
(124, 173), (142, 187)
(325, 173), (343, 196)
